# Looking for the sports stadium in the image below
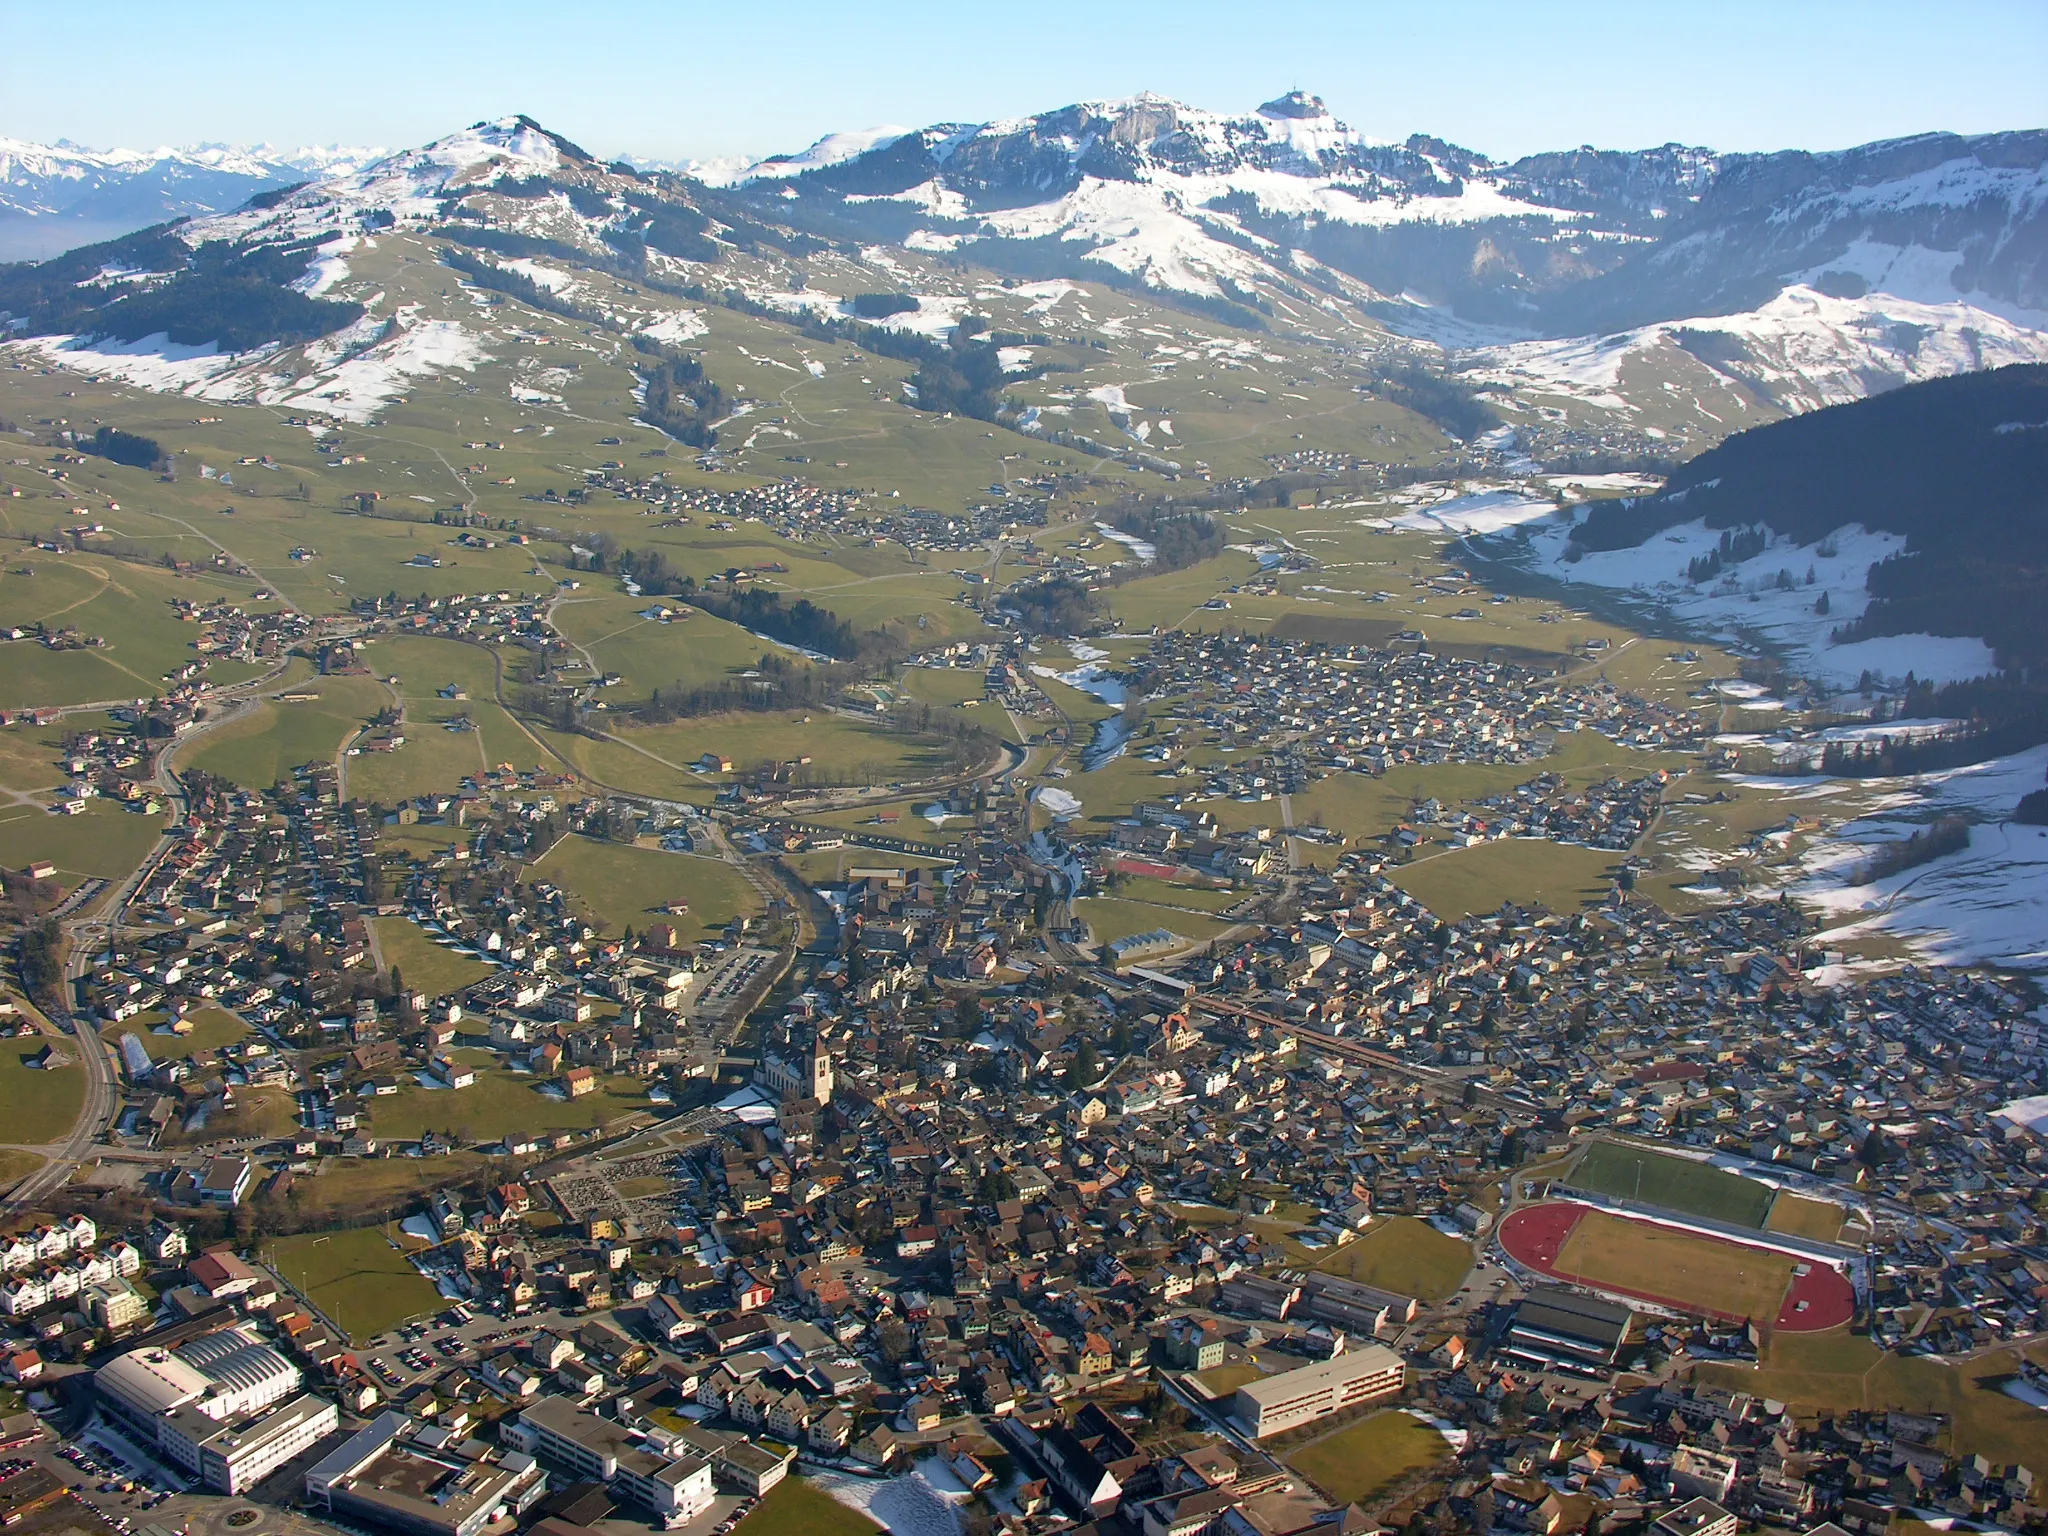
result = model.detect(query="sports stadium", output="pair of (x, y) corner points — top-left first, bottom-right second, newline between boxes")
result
(1497, 1140), (1861, 1335)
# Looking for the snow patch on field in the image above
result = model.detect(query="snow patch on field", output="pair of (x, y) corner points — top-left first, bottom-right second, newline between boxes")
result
(1748, 716), (1970, 769)
(1034, 786), (1083, 820)
(1791, 744), (2048, 970)
(294, 234), (357, 297)
(638, 310), (707, 344)
(1390, 488), (1559, 535)
(851, 294), (963, 338)
(3, 330), (270, 393)
(810, 1466), (967, 1536)
(845, 177), (971, 219)
(277, 309), (486, 421)
(497, 257), (577, 294)
(1011, 279), (1078, 314)
(1095, 522), (1156, 564)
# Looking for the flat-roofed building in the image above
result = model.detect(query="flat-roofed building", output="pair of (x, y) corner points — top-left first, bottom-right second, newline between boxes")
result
(1231, 1344), (1405, 1438)
(84, 1279), (150, 1331)
(96, 1323), (337, 1492)
(308, 1413), (549, 1536)
(1289, 1270), (1421, 1336)
(175, 1392), (338, 1493)
(1654, 1497), (1738, 1536)
(504, 1397), (713, 1528)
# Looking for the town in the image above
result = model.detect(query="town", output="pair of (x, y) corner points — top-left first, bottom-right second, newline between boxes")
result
(6, 588), (2047, 1536)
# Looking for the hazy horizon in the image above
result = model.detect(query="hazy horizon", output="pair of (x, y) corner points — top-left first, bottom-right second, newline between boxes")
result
(3, 0), (2045, 168)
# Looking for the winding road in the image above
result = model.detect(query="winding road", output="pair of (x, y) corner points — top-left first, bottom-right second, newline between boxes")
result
(1, 656), (302, 1214)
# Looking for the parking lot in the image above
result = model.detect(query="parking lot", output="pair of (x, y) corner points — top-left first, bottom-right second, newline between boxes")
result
(356, 1299), (590, 1394)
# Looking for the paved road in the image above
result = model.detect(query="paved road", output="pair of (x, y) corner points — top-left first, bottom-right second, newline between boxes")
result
(2, 665), (297, 1215)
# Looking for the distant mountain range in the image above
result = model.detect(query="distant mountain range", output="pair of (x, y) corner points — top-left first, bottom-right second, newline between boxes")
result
(8, 95), (2045, 333)
(0, 137), (384, 259)
(695, 92), (2048, 336)
(3, 100), (2045, 440)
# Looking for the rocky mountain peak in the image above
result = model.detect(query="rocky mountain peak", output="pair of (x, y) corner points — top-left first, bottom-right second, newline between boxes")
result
(1258, 90), (1330, 121)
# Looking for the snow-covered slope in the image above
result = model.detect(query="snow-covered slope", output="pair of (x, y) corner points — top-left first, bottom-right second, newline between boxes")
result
(1788, 744), (2048, 971)
(1467, 283), (2048, 417)
(194, 117), (583, 244)
(719, 94), (2048, 344)
(1500, 510), (2000, 688)
(8, 104), (2046, 454)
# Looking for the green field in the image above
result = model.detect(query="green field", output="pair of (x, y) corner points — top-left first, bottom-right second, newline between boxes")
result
(1569, 1140), (1775, 1229)
(0, 1149), (45, 1192)
(1286, 1411), (1447, 1504)
(344, 633), (525, 802)
(0, 1037), (87, 1145)
(186, 674), (386, 788)
(527, 833), (763, 940)
(265, 1224), (445, 1340)
(1765, 1191), (1848, 1242)
(0, 716), (75, 794)
(1697, 1329), (2048, 1469)
(372, 915), (495, 999)
(1112, 874), (1243, 912)
(158, 1084), (300, 1147)
(1311, 1216), (1475, 1302)
(1557, 1209), (1793, 1323)
(0, 798), (168, 891)
(550, 596), (790, 699)
(1390, 838), (1622, 921)
(782, 846), (955, 885)
(1073, 896), (1232, 949)
(106, 1004), (247, 1064)
(357, 1061), (654, 1142)
(735, 1476), (881, 1536)
(0, 557), (278, 710)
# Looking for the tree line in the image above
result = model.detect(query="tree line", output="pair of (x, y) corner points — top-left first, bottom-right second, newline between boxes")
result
(631, 337), (725, 445)
(1001, 576), (1101, 636)
(640, 654), (858, 721)
(1104, 502), (1226, 574)
(1858, 816), (1970, 884)
(440, 245), (607, 325)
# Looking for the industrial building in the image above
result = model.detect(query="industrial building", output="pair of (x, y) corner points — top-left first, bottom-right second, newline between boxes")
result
(95, 1324), (337, 1493)
(1231, 1344), (1405, 1437)
(307, 1413), (549, 1536)
(1500, 1287), (1633, 1376)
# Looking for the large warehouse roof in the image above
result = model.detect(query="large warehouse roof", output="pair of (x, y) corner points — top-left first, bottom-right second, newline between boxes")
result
(96, 1325), (300, 1422)
(176, 1329), (297, 1399)
(96, 1348), (212, 1417)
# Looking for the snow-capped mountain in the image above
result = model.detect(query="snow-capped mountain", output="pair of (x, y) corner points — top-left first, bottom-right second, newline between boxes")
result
(0, 136), (384, 259)
(193, 117), (591, 245)
(718, 92), (2048, 336)
(6, 105), (2045, 445)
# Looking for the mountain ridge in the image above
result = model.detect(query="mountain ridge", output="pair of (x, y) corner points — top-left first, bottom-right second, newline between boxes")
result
(709, 94), (2048, 333)
(3, 106), (2046, 461)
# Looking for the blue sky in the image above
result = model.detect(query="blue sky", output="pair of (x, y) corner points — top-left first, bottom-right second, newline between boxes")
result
(5, 0), (2044, 161)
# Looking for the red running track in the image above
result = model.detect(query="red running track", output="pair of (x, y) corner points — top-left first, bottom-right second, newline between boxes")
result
(1499, 1200), (1855, 1334)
